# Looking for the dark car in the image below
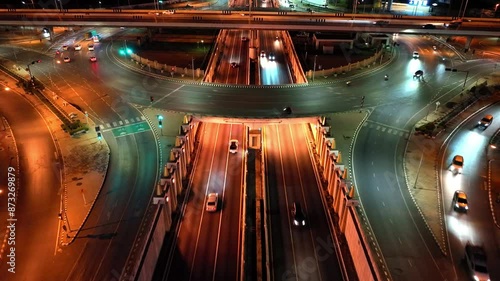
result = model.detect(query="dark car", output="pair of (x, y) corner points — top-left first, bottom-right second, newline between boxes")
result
(283, 106), (292, 115)
(292, 202), (306, 226)
(423, 24), (436, 29)
(414, 70), (424, 79)
(464, 242), (490, 281)
(230, 62), (238, 68)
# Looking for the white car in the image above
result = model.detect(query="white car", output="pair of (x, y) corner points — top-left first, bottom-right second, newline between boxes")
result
(63, 57), (71, 63)
(229, 140), (238, 153)
(74, 44), (82, 51)
(206, 193), (218, 212)
(412, 51), (419, 58)
(88, 44), (94, 51)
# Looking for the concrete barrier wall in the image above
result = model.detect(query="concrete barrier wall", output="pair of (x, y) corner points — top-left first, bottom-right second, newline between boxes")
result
(306, 50), (383, 79)
(130, 53), (205, 79)
(281, 31), (308, 84)
(203, 29), (227, 83)
(313, 120), (385, 281)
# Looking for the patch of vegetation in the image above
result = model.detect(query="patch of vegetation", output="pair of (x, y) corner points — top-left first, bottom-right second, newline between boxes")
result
(61, 120), (89, 136)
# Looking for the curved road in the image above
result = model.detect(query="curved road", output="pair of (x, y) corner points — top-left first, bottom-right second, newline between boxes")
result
(0, 83), (61, 281)
(440, 103), (500, 281)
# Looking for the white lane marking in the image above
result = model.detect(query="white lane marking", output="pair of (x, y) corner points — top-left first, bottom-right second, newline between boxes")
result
(189, 123), (221, 281)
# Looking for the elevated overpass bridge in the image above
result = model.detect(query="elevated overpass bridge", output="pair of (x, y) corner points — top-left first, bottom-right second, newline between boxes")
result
(0, 9), (499, 36)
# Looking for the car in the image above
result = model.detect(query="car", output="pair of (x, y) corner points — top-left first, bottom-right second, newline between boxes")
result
(292, 202), (306, 226)
(464, 242), (490, 281)
(268, 52), (275, 61)
(374, 20), (389, 26)
(477, 114), (493, 129)
(230, 62), (238, 68)
(90, 56), (97, 62)
(241, 36), (248, 41)
(289, 4), (294, 8)
(446, 21), (461, 28)
(206, 193), (218, 212)
(74, 44), (82, 51)
(452, 190), (468, 211)
(423, 24), (436, 29)
(55, 50), (60, 55)
(450, 155), (464, 174)
(68, 112), (78, 119)
(283, 106), (292, 115)
(88, 44), (94, 51)
(62, 45), (68, 50)
(414, 70), (424, 78)
(275, 36), (279, 41)
(412, 51), (419, 58)
(260, 51), (266, 57)
(432, 45), (437, 50)
(229, 139), (238, 153)
(63, 57), (71, 63)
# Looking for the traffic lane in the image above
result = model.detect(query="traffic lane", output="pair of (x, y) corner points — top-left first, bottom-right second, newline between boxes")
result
(290, 123), (343, 280)
(214, 124), (244, 281)
(237, 31), (249, 84)
(264, 125), (295, 280)
(92, 131), (157, 281)
(275, 124), (325, 281)
(0, 90), (60, 281)
(168, 123), (219, 280)
(354, 127), (448, 281)
(190, 123), (229, 281)
(59, 133), (142, 281)
(440, 104), (500, 281)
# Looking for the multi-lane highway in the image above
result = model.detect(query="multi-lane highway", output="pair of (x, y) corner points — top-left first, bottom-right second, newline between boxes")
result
(264, 123), (344, 280)
(160, 123), (245, 281)
(352, 35), (500, 281)
(259, 30), (293, 85)
(214, 30), (250, 84)
(440, 104), (500, 281)
(1, 9), (500, 36)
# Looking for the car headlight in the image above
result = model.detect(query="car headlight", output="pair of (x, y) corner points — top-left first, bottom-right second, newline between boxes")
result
(455, 203), (459, 208)
(294, 220), (298, 226)
(465, 206), (468, 210)
(458, 168), (463, 173)
(478, 121), (482, 124)
(473, 276), (479, 281)
(302, 220), (305, 226)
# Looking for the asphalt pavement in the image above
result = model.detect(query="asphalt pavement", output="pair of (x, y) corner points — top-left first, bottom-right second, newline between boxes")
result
(0, 65), (111, 248)
(404, 72), (500, 254)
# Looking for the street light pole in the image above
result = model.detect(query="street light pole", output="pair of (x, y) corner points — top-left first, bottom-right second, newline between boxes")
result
(192, 57), (195, 81)
(313, 55), (317, 82)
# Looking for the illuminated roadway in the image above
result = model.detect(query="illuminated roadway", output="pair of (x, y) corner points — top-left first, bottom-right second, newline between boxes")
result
(213, 30), (250, 84)
(352, 36), (499, 281)
(439, 104), (500, 281)
(0, 81), (61, 281)
(0, 29), (157, 281)
(158, 123), (245, 281)
(264, 123), (344, 280)
(1, 26), (499, 281)
(0, 9), (500, 36)
(259, 30), (292, 85)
